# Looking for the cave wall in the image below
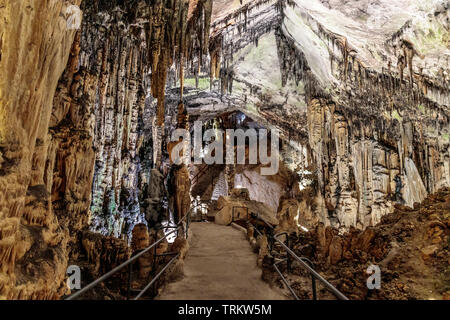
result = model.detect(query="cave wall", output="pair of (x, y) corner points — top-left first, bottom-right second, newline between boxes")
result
(0, 0), (210, 300)
(278, 0), (450, 231)
(0, 0), (83, 300)
(203, 0), (449, 232)
(79, 0), (152, 239)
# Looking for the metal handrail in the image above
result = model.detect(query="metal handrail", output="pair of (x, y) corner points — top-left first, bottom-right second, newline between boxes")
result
(274, 259), (299, 300)
(66, 208), (193, 300)
(247, 218), (348, 301)
(273, 233), (348, 300)
(134, 253), (180, 300)
(192, 163), (209, 186)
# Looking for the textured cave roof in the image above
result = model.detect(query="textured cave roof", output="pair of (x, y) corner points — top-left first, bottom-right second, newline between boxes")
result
(186, 0), (449, 142)
(287, 0), (449, 77)
(212, 0), (449, 81)
(212, 0), (254, 20)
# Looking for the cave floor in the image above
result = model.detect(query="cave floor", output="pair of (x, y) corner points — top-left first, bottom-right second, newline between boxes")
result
(157, 222), (287, 300)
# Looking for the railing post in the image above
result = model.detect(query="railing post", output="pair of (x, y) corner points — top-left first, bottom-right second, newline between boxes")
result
(286, 234), (291, 273)
(268, 228), (274, 254)
(302, 257), (317, 300)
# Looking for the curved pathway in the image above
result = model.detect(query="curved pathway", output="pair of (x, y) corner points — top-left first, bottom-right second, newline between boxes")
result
(157, 222), (286, 300)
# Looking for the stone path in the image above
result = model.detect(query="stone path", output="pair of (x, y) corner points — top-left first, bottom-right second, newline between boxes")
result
(157, 222), (286, 300)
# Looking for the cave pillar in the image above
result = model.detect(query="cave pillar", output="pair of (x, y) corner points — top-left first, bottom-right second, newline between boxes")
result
(224, 165), (235, 194)
(153, 121), (164, 169)
(172, 165), (192, 222)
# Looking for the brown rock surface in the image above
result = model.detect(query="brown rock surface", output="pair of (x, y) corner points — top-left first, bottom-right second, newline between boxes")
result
(0, 0), (84, 300)
(0, 0), (213, 299)
(0, 0), (448, 301)
(214, 195), (278, 226)
(265, 188), (450, 300)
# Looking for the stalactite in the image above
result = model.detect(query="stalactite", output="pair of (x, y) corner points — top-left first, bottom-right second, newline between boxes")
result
(143, 0), (214, 128)
(273, 0), (449, 232)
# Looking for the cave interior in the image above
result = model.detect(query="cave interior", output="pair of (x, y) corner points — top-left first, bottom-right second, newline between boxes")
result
(0, 0), (449, 301)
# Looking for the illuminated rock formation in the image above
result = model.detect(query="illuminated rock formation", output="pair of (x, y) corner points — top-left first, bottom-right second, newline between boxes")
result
(0, 0), (448, 300)
(0, 0), (211, 300)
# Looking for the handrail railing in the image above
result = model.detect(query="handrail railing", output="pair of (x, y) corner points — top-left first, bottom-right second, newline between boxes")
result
(65, 208), (193, 300)
(191, 199), (211, 222)
(232, 206), (249, 222)
(273, 258), (299, 300)
(133, 253), (180, 300)
(192, 163), (209, 186)
(247, 217), (348, 301)
(273, 233), (348, 300)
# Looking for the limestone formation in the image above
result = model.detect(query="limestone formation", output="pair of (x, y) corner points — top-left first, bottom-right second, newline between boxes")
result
(0, 0), (448, 301)
(215, 194), (278, 226)
(82, 231), (131, 276)
(279, 188), (450, 300)
(171, 165), (192, 221)
(0, 0), (209, 300)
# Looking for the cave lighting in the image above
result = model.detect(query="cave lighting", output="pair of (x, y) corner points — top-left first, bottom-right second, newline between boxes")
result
(295, 209), (309, 232)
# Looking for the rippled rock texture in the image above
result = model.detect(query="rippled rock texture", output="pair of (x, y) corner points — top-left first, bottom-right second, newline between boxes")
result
(0, 0), (448, 300)
(275, 188), (450, 300)
(201, 0), (449, 231)
(0, 0), (84, 300)
(0, 0), (212, 299)
(279, 0), (449, 231)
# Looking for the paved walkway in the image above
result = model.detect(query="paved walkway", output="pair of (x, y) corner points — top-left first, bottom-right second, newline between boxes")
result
(157, 222), (286, 300)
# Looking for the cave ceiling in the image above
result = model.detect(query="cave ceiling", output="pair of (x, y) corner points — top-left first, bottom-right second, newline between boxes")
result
(178, 0), (449, 144)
